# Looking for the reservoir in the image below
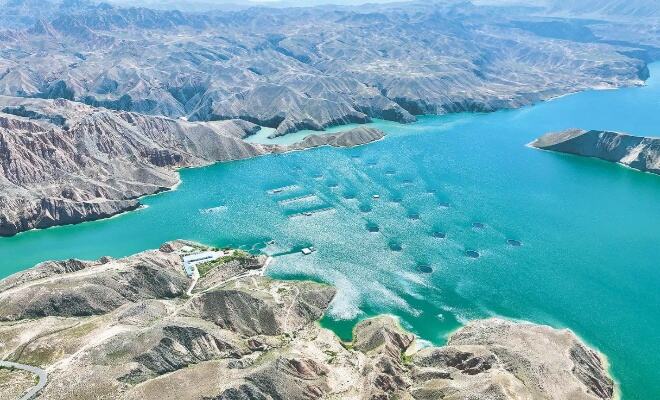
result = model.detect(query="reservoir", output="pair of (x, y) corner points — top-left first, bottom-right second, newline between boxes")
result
(1, 63), (659, 398)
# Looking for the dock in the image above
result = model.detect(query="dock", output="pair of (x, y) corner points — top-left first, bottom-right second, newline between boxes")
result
(301, 247), (316, 255)
(278, 194), (318, 205)
(288, 207), (334, 218)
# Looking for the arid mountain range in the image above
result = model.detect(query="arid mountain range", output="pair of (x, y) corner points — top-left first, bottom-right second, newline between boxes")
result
(0, 0), (658, 235)
(0, 240), (616, 399)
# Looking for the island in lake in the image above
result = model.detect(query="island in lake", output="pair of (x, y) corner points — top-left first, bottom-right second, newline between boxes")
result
(530, 129), (659, 175)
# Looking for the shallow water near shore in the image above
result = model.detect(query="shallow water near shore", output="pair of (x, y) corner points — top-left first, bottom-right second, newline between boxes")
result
(2, 63), (660, 398)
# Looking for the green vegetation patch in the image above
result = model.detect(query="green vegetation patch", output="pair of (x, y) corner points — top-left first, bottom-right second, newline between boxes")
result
(68, 320), (100, 338)
(401, 352), (413, 366)
(323, 349), (338, 364)
(19, 347), (61, 367)
(198, 250), (254, 277)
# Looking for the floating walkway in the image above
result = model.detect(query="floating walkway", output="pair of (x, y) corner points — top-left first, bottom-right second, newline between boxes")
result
(288, 207), (335, 218)
(278, 194), (318, 205)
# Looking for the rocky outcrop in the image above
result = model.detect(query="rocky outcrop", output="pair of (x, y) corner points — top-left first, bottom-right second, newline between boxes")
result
(530, 128), (660, 174)
(216, 356), (331, 400)
(410, 318), (615, 400)
(121, 323), (242, 384)
(0, 250), (188, 321)
(352, 316), (415, 398)
(189, 279), (335, 337)
(289, 127), (385, 150)
(0, 241), (617, 399)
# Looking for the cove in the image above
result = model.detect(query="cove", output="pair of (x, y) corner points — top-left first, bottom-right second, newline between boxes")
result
(2, 63), (660, 399)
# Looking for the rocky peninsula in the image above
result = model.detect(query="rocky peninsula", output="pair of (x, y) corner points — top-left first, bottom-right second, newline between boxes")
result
(0, 97), (385, 236)
(0, 241), (615, 399)
(530, 129), (659, 175)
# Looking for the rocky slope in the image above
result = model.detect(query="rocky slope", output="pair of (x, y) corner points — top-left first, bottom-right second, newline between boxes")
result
(0, 96), (279, 236)
(0, 241), (616, 399)
(530, 128), (660, 174)
(0, 0), (652, 136)
(0, 97), (386, 236)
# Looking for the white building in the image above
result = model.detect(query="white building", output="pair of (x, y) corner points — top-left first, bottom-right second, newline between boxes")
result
(183, 251), (222, 277)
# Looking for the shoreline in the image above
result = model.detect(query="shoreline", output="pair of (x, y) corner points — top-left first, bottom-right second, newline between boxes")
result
(0, 129), (385, 239)
(0, 241), (618, 399)
(1, 63), (656, 239)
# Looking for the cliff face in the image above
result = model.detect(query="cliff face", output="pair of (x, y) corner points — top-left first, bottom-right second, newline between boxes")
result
(0, 97), (276, 236)
(0, 241), (616, 400)
(530, 128), (660, 174)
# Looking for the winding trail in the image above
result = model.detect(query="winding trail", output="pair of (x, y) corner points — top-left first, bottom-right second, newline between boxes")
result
(185, 267), (200, 296)
(283, 286), (300, 333)
(0, 360), (47, 400)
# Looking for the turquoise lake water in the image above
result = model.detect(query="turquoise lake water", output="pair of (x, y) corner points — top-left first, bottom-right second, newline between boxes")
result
(1, 64), (659, 398)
